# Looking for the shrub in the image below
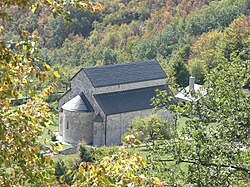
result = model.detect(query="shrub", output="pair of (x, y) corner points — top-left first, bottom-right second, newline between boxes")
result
(127, 114), (173, 141)
(54, 159), (72, 185)
(51, 133), (57, 141)
(78, 142), (93, 162)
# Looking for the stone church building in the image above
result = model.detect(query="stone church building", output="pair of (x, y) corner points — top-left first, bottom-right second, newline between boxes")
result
(58, 60), (174, 146)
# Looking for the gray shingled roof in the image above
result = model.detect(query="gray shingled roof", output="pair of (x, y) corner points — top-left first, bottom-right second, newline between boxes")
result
(94, 85), (170, 115)
(84, 60), (167, 88)
(62, 93), (94, 112)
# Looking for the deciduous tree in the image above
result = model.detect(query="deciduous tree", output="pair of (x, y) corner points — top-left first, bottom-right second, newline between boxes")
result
(151, 46), (250, 186)
(0, 0), (97, 185)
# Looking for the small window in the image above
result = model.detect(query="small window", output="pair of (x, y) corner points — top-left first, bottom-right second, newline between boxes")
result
(66, 122), (69, 129)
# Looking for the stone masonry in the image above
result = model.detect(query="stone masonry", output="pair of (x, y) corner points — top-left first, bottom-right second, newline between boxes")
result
(59, 60), (175, 146)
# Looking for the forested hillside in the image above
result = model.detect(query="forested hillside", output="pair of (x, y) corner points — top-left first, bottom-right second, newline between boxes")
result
(2, 0), (249, 91)
(1, 0), (250, 186)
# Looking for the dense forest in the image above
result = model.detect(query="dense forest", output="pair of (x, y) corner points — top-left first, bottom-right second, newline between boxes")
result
(2, 0), (249, 91)
(1, 0), (249, 186)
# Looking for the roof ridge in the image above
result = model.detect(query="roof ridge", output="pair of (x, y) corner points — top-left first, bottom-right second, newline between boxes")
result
(83, 59), (157, 71)
(79, 92), (94, 112)
(83, 59), (166, 88)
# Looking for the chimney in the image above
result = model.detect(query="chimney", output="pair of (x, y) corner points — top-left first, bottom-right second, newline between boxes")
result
(189, 76), (195, 91)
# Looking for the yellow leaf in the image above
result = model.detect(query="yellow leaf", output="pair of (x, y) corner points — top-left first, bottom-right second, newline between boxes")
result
(44, 64), (51, 71)
(59, 175), (65, 183)
(31, 5), (37, 13)
(92, 3), (102, 11)
(58, 143), (63, 150)
(153, 177), (161, 185)
(52, 71), (60, 78)
(66, 169), (72, 175)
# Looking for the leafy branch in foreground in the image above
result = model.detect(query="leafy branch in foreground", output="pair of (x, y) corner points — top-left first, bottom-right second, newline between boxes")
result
(150, 54), (250, 186)
(0, 0), (100, 186)
(72, 137), (165, 187)
(149, 17), (250, 186)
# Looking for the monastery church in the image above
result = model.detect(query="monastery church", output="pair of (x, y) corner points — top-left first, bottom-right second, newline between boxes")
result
(58, 60), (174, 146)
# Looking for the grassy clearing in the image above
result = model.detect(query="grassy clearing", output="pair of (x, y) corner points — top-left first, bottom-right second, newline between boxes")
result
(52, 153), (79, 163)
(39, 124), (58, 143)
(127, 144), (151, 159)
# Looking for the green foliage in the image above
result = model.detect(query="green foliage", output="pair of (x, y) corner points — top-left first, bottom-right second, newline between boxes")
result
(185, 0), (249, 36)
(1, 0), (250, 186)
(150, 49), (250, 186)
(128, 114), (173, 141)
(187, 30), (224, 84)
(221, 16), (250, 62)
(54, 159), (73, 185)
(4, 0), (248, 88)
(170, 45), (191, 86)
(46, 16), (68, 48)
(78, 142), (120, 163)
(0, 0), (97, 186)
(51, 133), (57, 142)
(78, 142), (93, 163)
(88, 146), (119, 162)
(73, 147), (165, 186)
(0, 29), (56, 186)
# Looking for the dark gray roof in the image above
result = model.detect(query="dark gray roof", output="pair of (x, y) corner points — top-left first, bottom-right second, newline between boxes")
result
(94, 85), (170, 115)
(62, 93), (94, 112)
(84, 60), (167, 88)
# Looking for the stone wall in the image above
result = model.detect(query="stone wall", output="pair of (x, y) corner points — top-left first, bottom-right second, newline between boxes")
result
(59, 67), (171, 146)
(62, 110), (94, 144)
(59, 147), (77, 155)
(105, 108), (173, 145)
(58, 90), (75, 109)
(95, 78), (166, 94)
(93, 121), (105, 146)
(58, 90), (77, 136)
(58, 112), (64, 136)
(71, 70), (106, 118)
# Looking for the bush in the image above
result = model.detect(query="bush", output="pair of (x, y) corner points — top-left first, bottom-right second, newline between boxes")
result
(126, 114), (173, 141)
(78, 142), (93, 162)
(54, 159), (73, 185)
(51, 133), (57, 141)
(89, 146), (119, 161)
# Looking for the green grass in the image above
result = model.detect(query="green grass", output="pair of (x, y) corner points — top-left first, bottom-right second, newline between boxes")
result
(39, 123), (58, 145)
(52, 153), (79, 163)
(127, 144), (151, 159)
